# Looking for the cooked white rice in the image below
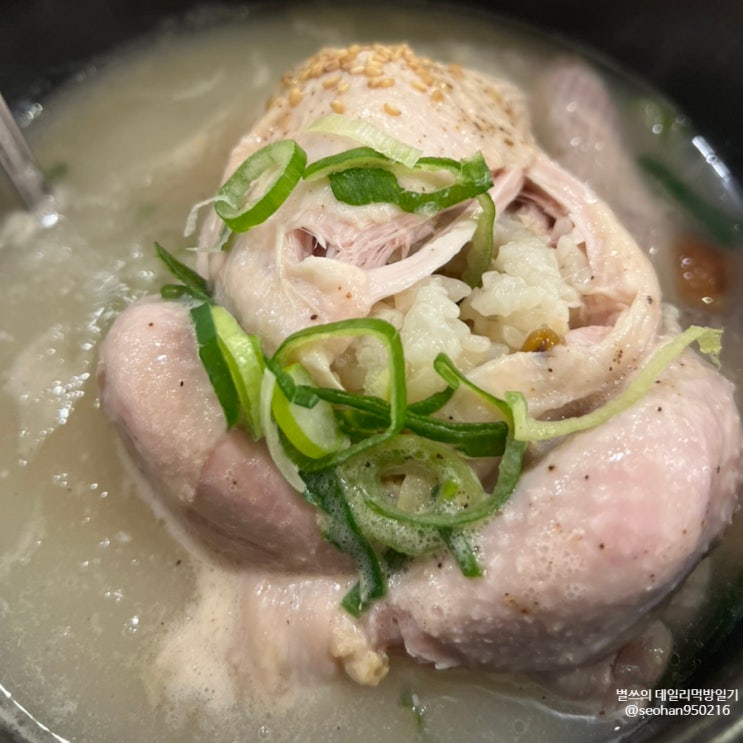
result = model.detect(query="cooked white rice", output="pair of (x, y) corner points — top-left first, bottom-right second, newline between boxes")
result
(337, 217), (590, 405)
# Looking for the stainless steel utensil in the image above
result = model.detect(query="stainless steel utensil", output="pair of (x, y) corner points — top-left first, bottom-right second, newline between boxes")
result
(0, 92), (57, 226)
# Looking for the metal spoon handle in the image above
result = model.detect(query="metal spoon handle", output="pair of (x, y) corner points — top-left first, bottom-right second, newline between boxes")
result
(0, 92), (52, 210)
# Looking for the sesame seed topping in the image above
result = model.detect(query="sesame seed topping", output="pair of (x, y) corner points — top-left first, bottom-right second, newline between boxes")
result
(275, 43), (456, 105)
(368, 77), (395, 89)
(260, 42), (533, 170)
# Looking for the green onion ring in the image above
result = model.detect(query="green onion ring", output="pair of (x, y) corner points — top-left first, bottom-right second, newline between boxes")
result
(215, 140), (307, 232)
(271, 318), (408, 469)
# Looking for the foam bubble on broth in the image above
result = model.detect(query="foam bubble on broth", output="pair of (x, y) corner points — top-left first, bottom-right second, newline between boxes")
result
(148, 563), (244, 715)
(1, 5), (741, 743)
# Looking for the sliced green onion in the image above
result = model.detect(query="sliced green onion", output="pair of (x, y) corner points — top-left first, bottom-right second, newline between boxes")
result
(306, 114), (422, 168)
(271, 318), (408, 469)
(156, 242), (211, 302)
(260, 371), (304, 491)
(184, 195), (232, 237)
(271, 363), (348, 458)
(415, 155), (465, 172)
(325, 434), (493, 576)
(433, 353), (513, 422)
(190, 302), (241, 428)
(216, 225), (236, 253)
(359, 453), (523, 526)
(340, 583), (365, 617)
(301, 467), (386, 616)
(407, 386), (456, 415)
(267, 317), (507, 460)
(461, 192), (495, 288)
(340, 435), (486, 533)
(417, 152), (494, 194)
(430, 354), (527, 512)
(404, 411), (508, 458)
(215, 140), (307, 232)
(508, 325), (724, 441)
(439, 527), (482, 578)
(303, 147), (392, 182)
(358, 433), (523, 529)
(328, 150), (493, 215)
(307, 387), (507, 458)
(210, 305), (265, 440)
(328, 167), (403, 208)
(352, 352), (527, 529)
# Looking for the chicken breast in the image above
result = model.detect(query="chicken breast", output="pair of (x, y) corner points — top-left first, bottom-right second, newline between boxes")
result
(98, 43), (741, 695)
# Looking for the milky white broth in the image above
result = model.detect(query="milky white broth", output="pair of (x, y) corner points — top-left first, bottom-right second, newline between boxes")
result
(1, 5), (742, 743)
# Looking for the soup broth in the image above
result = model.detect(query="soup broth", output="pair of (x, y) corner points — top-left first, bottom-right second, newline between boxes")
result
(1, 4), (741, 742)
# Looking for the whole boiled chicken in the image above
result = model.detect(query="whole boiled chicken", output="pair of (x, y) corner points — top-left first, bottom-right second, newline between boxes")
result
(98, 44), (741, 697)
